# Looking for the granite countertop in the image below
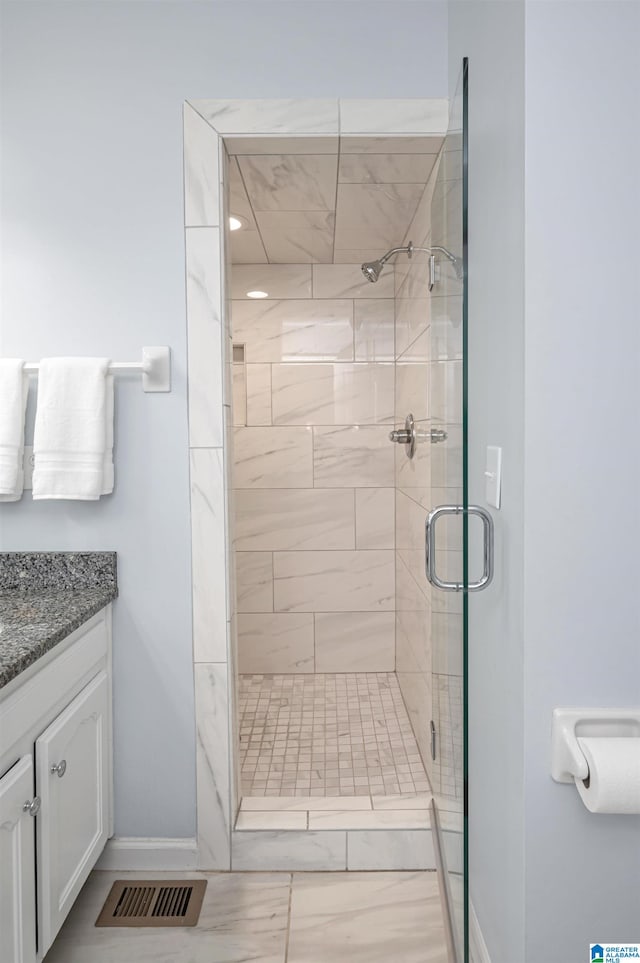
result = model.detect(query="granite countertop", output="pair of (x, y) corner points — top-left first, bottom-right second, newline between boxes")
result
(0, 553), (118, 690)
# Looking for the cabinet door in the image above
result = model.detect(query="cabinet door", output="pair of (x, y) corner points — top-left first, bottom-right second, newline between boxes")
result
(0, 755), (37, 963)
(36, 671), (109, 955)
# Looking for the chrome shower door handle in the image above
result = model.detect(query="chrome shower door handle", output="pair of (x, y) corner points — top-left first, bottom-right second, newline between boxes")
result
(425, 504), (494, 592)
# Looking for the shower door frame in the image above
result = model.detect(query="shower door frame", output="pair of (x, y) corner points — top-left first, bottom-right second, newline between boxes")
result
(182, 98), (462, 899)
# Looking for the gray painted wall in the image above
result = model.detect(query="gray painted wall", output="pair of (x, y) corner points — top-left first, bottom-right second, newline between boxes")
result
(523, 2), (640, 958)
(448, 4), (526, 961)
(0, 1), (448, 837)
(450, 1), (640, 960)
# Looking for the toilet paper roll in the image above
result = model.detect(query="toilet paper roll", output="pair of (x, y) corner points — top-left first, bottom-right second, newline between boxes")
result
(575, 737), (640, 814)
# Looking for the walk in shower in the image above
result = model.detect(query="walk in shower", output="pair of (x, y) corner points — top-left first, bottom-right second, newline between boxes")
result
(221, 82), (471, 959)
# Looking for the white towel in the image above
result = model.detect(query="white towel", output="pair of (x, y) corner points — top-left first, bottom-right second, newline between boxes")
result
(0, 359), (28, 501)
(32, 358), (114, 500)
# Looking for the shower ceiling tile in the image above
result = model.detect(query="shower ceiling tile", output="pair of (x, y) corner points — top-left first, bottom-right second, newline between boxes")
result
(340, 135), (444, 154)
(229, 157), (258, 228)
(230, 231), (268, 264)
(224, 135), (339, 155)
(238, 154), (338, 212)
(256, 211), (335, 263)
(333, 183), (425, 252)
(338, 153), (437, 185)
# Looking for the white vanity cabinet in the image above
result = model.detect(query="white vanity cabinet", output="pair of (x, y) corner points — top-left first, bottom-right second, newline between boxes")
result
(0, 606), (113, 963)
(0, 756), (37, 963)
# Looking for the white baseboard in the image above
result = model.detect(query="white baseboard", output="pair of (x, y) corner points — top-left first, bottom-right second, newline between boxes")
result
(469, 901), (492, 963)
(96, 837), (198, 872)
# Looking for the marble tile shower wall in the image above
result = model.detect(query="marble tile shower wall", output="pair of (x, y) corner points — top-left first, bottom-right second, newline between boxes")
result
(231, 263), (396, 674)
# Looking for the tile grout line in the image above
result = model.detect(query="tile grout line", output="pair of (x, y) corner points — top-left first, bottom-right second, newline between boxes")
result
(283, 873), (294, 963)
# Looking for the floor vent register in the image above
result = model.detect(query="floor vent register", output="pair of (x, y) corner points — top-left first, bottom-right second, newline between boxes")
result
(95, 880), (207, 928)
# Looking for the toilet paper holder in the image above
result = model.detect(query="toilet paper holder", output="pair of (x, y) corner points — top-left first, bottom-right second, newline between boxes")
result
(551, 708), (640, 783)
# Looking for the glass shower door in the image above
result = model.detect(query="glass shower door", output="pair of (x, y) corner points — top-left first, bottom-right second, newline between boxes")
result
(427, 59), (475, 963)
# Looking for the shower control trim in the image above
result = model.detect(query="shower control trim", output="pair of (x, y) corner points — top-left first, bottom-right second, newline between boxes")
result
(389, 413), (416, 458)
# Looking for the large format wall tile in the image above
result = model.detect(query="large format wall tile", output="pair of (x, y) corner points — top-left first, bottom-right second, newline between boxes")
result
(235, 489), (355, 551)
(232, 364), (246, 427)
(271, 363), (394, 426)
(312, 264), (394, 299)
(195, 663), (230, 869)
(315, 612), (395, 671)
(190, 98), (339, 134)
(233, 299), (353, 362)
(313, 426), (394, 487)
(245, 364), (272, 426)
(396, 330), (430, 421)
(234, 426), (313, 488)
(190, 449), (227, 663)
(231, 264), (312, 300)
(354, 299), (395, 362)
(186, 228), (223, 447)
(237, 613), (314, 673)
(183, 104), (219, 227)
(395, 296), (431, 361)
(238, 154), (338, 212)
(235, 551), (273, 613)
(355, 488), (395, 549)
(339, 98), (448, 135)
(273, 550), (394, 612)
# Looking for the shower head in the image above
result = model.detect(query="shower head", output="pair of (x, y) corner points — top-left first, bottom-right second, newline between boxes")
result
(361, 240), (463, 286)
(361, 259), (384, 283)
(361, 244), (413, 283)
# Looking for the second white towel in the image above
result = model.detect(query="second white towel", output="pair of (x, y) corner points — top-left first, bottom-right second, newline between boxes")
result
(0, 358), (28, 502)
(33, 358), (114, 500)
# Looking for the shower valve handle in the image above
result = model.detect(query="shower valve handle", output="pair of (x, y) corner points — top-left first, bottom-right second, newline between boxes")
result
(389, 414), (416, 458)
(389, 428), (412, 444)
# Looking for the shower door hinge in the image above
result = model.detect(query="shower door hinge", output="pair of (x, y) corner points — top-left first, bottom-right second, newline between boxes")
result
(430, 720), (437, 760)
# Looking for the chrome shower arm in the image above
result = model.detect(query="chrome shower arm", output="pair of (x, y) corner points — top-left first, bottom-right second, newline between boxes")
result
(378, 245), (413, 265)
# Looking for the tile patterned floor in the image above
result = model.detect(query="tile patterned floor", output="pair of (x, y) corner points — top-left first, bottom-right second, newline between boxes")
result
(45, 869), (449, 963)
(239, 672), (430, 797)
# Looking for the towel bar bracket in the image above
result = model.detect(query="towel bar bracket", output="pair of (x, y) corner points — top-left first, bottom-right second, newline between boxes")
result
(141, 346), (171, 392)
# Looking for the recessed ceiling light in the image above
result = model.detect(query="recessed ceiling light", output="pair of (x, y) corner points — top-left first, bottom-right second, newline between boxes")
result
(246, 290), (269, 299)
(229, 216), (243, 231)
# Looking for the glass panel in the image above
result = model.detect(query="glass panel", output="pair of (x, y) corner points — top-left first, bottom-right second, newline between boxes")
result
(428, 60), (468, 962)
